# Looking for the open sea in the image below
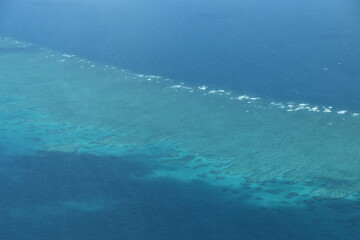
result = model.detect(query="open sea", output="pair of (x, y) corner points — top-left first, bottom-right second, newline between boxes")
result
(0, 0), (360, 239)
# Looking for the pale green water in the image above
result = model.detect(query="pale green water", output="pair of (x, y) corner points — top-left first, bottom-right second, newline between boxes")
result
(1, 36), (359, 200)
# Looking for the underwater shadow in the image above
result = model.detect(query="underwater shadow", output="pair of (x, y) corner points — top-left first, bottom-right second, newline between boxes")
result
(0, 150), (359, 240)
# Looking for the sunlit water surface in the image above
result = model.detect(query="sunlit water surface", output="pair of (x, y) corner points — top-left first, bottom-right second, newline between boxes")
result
(0, 0), (360, 239)
(0, 37), (359, 239)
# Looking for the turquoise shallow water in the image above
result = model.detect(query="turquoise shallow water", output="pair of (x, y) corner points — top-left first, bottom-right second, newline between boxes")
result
(1, 37), (360, 239)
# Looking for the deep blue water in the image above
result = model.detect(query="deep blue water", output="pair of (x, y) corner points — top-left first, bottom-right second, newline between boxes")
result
(0, 151), (331, 240)
(1, 1), (360, 240)
(1, 0), (360, 110)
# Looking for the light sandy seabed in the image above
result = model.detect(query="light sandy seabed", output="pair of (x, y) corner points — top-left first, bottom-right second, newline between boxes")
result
(0, 37), (359, 201)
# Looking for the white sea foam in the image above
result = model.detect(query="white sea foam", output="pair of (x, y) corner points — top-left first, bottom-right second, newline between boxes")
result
(267, 100), (357, 117)
(308, 107), (320, 112)
(62, 54), (75, 58)
(237, 95), (250, 100)
(169, 85), (182, 89)
(147, 75), (162, 79)
(41, 47), (360, 122)
(337, 110), (347, 115)
(182, 87), (193, 90)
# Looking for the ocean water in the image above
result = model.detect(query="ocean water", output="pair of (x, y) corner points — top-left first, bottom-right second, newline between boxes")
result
(0, 1), (360, 239)
(1, 0), (360, 111)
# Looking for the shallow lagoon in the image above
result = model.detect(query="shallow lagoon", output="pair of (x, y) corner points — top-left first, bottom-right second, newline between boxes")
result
(0, 37), (360, 239)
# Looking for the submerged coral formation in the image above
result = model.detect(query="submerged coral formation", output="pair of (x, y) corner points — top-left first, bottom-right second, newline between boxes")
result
(0, 38), (359, 201)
